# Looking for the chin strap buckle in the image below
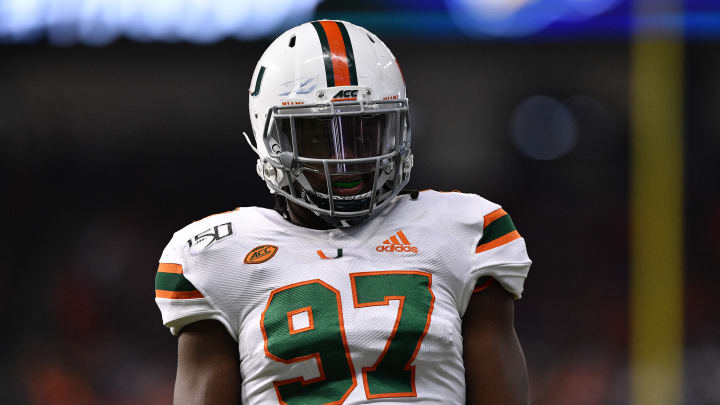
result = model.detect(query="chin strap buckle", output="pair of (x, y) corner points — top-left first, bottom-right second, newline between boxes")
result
(258, 160), (288, 190)
(402, 153), (414, 181)
(404, 153), (414, 171)
(263, 161), (277, 179)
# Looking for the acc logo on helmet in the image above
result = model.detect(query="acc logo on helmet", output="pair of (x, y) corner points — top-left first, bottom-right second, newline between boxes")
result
(332, 89), (358, 100)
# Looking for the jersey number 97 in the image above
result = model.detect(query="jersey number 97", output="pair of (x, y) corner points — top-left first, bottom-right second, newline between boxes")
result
(261, 271), (435, 404)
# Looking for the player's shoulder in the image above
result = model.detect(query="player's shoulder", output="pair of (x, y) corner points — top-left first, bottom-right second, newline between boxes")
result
(411, 189), (503, 217)
(168, 207), (235, 242)
(161, 206), (270, 257)
(382, 189), (508, 233)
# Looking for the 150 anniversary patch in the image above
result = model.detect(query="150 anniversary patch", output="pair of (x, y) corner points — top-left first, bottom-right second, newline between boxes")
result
(187, 222), (233, 251)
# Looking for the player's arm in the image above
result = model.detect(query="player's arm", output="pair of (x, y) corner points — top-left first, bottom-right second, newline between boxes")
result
(174, 320), (241, 405)
(462, 280), (529, 405)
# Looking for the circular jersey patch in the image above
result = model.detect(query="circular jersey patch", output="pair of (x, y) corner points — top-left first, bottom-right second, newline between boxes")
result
(244, 245), (278, 264)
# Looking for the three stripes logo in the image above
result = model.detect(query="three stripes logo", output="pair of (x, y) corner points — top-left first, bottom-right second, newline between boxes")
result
(376, 230), (418, 254)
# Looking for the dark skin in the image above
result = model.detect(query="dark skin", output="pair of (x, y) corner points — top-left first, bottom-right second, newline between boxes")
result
(174, 321), (241, 405)
(463, 282), (530, 404)
(286, 194), (333, 230)
(174, 199), (530, 404)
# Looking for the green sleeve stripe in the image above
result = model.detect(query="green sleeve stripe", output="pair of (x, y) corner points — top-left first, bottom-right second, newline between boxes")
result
(155, 272), (198, 292)
(478, 214), (517, 245)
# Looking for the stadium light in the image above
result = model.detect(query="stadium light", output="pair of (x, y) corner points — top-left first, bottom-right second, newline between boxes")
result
(446, 0), (622, 37)
(0, 0), (323, 45)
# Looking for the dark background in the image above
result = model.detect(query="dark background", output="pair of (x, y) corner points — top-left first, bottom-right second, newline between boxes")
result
(2, 1), (719, 404)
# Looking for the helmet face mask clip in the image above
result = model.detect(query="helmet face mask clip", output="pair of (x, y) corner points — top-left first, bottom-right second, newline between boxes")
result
(247, 20), (412, 227)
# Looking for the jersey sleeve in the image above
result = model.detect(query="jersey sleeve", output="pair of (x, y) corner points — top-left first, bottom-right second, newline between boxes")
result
(464, 203), (532, 304)
(154, 231), (235, 338)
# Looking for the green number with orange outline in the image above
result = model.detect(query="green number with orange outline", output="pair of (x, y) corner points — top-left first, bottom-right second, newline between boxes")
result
(350, 271), (434, 398)
(261, 272), (434, 403)
(261, 280), (357, 405)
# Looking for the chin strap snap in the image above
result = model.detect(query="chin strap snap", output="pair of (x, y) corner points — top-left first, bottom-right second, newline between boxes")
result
(399, 189), (419, 200)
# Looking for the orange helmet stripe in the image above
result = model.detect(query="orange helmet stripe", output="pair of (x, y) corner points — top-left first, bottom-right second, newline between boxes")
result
(312, 21), (358, 87)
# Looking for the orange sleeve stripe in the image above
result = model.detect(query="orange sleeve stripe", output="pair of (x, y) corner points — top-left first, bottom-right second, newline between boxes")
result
(157, 263), (183, 274)
(483, 208), (508, 229)
(473, 278), (494, 293)
(155, 290), (203, 299)
(475, 230), (521, 253)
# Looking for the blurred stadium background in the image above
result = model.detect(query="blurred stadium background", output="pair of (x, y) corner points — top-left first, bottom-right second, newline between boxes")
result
(1, 0), (718, 404)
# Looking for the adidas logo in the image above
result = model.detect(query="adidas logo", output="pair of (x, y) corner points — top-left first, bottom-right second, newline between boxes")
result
(376, 230), (418, 254)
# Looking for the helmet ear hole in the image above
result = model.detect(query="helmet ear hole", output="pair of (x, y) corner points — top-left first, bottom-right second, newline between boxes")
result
(367, 33), (375, 44)
(288, 35), (296, 48)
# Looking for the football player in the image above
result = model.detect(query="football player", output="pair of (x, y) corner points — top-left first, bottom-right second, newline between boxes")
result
(156, 20), (531, 404)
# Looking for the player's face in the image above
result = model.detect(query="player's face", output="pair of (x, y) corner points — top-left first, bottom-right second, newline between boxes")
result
(301, 169), (374, 197)
(274, 114), (399, 196)
(293, 114), (393, 160)
(276, 114), (396, 162)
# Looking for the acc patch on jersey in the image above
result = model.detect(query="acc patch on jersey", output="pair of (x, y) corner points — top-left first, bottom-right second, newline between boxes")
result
(244, 245), (278, 264)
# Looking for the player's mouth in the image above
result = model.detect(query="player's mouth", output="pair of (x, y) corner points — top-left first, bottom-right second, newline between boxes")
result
(331, 176), (365, 196)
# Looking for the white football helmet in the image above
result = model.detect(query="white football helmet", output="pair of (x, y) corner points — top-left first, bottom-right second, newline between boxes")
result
(245, 20), (412, 228)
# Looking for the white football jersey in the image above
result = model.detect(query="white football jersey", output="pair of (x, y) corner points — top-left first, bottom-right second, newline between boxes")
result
(155, 190), (531, 405)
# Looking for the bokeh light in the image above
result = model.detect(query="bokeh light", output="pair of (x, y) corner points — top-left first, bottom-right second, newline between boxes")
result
(511, 95), (578, 160)
(446, 0), (622, 37)
(0, 0), (323, 45)
(565, 95), (617, 159)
